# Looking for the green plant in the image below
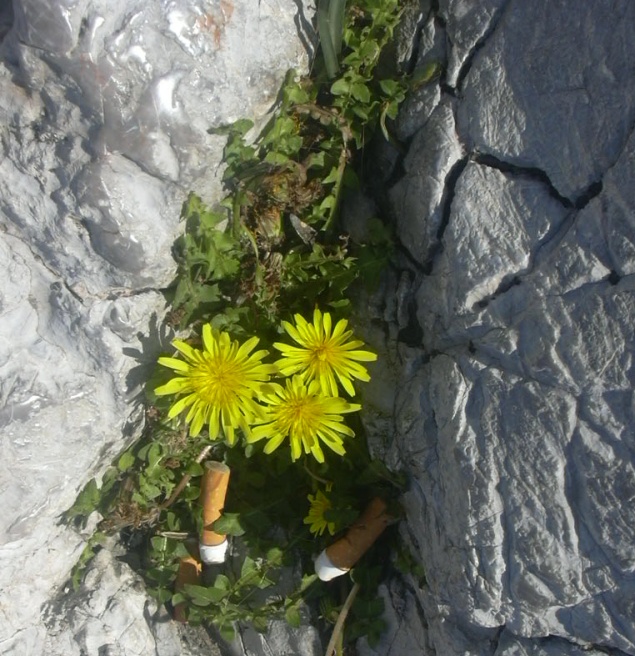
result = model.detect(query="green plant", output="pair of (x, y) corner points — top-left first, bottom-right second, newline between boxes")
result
(66, 0), (434, 648)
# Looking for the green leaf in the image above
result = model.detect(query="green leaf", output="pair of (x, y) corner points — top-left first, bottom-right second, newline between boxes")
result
(379, 78), (400, 96)
(264, 151), (290, 165)
(266, 547), (284, 566)
(186, 462), (204, 477)
(330, 78), (350, 96)
(171, 592), (187, 606)
(285, 83), (310, 105)
(241, 555), (258, 579)
(351, 82), (371, 103)
(212, 513), (246, 537)
(213, 574), (231, 591)
(410, 61), (442, 89)
(155, 587), (172, 603)
(208, 118), (254, 137)
(252, 615), (269, 633)
(184, 583), (227, 605)
(285, 605), (302, 628)
(118, 450), (135, 472)
(150, 535), (168, 553)
(317, 0), (342, 79)
(219, 623), (236, 643)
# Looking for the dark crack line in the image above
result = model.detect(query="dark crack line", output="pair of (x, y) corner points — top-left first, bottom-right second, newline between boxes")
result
(452, 0), (513, 94)
(417, 155), (469, 275)
(472, 152), (604, 210)
(399, 0), (436, 75)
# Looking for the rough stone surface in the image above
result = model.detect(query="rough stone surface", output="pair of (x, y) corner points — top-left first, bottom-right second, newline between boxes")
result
(0, 1), (312, 654)
(43, 541), (222, 656)
(376, 0), (635, 654)
(4, 0), (635, 654)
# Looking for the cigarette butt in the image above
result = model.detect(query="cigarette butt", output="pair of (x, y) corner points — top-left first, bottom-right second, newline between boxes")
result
(174, 553), (202, 622)
(200, 461), (231, 547)
(324, 497), (392, 572)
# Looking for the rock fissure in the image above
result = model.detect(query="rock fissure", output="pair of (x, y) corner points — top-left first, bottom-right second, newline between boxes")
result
(471, 152), (576, 209)
(448, 0), (512, 94)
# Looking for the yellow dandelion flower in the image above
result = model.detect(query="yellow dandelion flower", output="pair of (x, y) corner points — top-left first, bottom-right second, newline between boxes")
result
(154, 325), (276, 443)
(304, 489), (336, 536)
(274, 308), (377, 397)
(248, 375), (361, 463)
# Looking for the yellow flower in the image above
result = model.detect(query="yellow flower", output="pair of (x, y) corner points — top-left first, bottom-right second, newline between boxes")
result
(274, 308), (377, 397)
(155, 325), (276, 443)
(304, 489), (336, 536)
(248, 375), (361, 463)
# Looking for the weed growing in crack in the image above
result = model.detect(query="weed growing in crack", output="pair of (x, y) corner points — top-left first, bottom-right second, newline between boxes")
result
(65, 0), (433, 649)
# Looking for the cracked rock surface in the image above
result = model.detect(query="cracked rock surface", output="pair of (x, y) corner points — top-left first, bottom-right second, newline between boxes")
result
(0, 1), (312, 654)
(364, 1), (635, 654)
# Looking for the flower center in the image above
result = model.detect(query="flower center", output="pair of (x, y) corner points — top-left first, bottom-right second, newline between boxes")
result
(278, 395), (320, 432)
(192, 357), (241, 407)
(313, 344), (331, 362)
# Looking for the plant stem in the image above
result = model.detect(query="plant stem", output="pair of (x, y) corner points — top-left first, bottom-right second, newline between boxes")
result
(159, 445), (213, 510)
(324, 581), (360, 656)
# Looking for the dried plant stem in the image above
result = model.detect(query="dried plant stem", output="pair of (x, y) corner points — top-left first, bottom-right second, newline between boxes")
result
(160, 445), (212, 510)
(324, 581), (361, 656)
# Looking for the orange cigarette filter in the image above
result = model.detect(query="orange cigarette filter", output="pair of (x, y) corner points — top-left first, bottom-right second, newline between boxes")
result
(174, 554), (202, 622)
(200, 461), (231, 546)
(326, 497), (392, 570)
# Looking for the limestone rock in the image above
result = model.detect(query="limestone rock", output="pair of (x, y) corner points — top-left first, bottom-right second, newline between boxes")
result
(380, 0), (635, 654)
(0, 1), (313, 654)
(457, 0), (635, 201)
(389, 98), (464, 267)
(43, 541), (221, 656)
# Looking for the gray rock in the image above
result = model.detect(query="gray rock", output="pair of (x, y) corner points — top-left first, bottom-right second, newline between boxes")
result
(438, 0), (509, 89)
(457, 0), (635, 200)
(390, 98), (464, 267)
(494, 631), (625, 656)
(0, 0), (313, 653)
(395, 14), (444, 141)
(238, 620), (322, 656)
(43, 540), (221, 656)
(377, 0), (635, 654)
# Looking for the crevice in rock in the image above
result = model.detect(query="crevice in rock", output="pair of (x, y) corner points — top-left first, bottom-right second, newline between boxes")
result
(472, 152), (573, 207)
(436, 156), (468, 242)
(472, 274), (522, 311)
(472, 152), (604, 210)
(451, 0), (512, 94)
(291, 0), (318, 60)
(0, 0), (14, 44)
(399, 0), (436, 75)
(395, 243), (427, 274)
(419, 155), (469, 274)
(397, 296), (424, 347)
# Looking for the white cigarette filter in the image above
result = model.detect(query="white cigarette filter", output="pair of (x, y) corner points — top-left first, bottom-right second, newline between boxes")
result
(315, 548), (349, 581)
(199, 539), (229, 565)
